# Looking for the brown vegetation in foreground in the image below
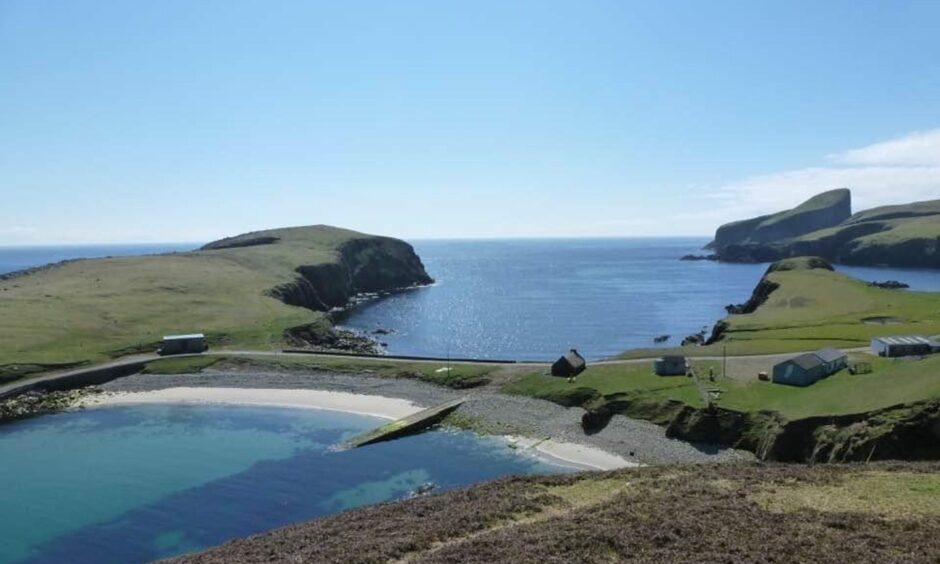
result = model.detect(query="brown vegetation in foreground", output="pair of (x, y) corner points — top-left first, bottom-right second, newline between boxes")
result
(165, 462), (940, 563)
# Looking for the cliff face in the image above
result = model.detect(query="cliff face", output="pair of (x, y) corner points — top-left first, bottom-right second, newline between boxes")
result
(710, 189), (851, 250)
(268, 237), (433, 312)
(710, 191), (940, 268)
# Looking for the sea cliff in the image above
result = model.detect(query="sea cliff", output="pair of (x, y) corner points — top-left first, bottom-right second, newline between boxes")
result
(707, 189), (940, 268)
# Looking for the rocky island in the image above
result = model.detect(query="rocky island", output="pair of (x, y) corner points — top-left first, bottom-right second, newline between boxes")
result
(706, 188), (940, 267)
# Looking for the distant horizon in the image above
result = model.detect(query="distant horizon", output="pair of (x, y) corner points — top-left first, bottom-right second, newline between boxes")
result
(0, 233), (717, 248)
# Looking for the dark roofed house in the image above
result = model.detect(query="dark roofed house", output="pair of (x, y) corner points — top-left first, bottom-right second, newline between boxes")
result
(551, 349), (586, 377)
(772, 348), (847, 387)
(654, 355), (688, 376)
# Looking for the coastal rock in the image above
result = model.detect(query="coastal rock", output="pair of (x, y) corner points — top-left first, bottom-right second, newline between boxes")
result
(267, 237), (433, 312)
(285, 325), (381, 355)
(1, 388), (102, 424)
(724, 278), (781, 315)
(681, 332), (706, 346)
(868, 280), (910, 290)
(679, 254), (718, 261)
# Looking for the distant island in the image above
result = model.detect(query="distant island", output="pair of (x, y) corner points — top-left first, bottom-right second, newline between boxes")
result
(0, 225), (432, 382)
(702, 188), (940, 268)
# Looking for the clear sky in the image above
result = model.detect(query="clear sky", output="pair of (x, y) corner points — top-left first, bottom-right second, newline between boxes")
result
(2, 0), (939, 244)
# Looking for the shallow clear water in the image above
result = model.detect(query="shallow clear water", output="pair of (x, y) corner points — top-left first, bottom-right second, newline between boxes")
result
(0, 405), (564, 564)
(340, 238), (940, 360)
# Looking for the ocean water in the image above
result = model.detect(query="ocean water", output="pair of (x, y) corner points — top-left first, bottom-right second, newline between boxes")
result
(339, 238), (940, 361)
(0, 244), (198, 275)
(0, 404), (564, 563)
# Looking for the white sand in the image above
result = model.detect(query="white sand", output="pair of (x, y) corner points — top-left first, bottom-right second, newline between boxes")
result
(506, 436), (639, 471)
(81, 387), (422, 420)
(81, 387), (638, 471)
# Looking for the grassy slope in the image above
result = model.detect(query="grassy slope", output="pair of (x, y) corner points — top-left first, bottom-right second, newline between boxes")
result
(622, 264), (940, 358)
(756, 188), (847, 230)
(171, 463), (940, 564)
(793, 199), (940, 246)
(142, 354), (502, 389)
(0, 226), (365, 370)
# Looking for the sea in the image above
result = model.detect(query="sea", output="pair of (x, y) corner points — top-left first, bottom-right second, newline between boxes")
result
(0, 405), (565, 563)
(338, 238), (940, 360)
(2, 239), (938, 360)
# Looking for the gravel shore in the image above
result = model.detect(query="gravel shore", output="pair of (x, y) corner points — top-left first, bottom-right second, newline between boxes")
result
(103, 369), (753, 465)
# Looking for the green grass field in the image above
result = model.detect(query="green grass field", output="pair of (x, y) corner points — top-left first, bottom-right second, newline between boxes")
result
(505, 353), (940, 420)
(0, 226), (370, 371)
(620, 261), (940, 359)
(143, 353), (501, 390)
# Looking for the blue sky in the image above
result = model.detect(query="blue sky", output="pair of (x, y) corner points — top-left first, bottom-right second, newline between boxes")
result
(2, 0), (939, 244)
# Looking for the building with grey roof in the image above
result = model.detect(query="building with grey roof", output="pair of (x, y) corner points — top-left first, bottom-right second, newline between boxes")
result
(772, 348), (847, 387)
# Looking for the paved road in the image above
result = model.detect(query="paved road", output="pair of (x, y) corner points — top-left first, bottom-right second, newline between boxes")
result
(0, 345), (874, 399)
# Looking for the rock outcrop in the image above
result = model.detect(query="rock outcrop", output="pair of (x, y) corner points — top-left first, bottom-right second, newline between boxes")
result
(266, 237), (433, 312)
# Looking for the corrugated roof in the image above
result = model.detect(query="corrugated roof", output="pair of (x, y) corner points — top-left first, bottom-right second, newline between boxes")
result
(873, 335), (930, 346)
(163, 333), (205, 340)
(814, 348), (846, 363)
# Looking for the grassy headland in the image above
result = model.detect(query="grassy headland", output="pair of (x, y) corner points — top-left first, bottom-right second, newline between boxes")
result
(620, 256), (940, 358)
(0, 225), (431, 382)
(711, 190), (940, 267)
(507, 257), (940, 461)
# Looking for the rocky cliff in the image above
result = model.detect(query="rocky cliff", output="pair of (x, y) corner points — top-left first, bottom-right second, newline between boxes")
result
(709, 188), (851, 250)
(202, 225), (433, 313)
(709, 191), (940, 268)
(267, 237), (433, 312)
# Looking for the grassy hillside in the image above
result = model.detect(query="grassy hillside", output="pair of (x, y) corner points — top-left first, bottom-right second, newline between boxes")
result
(623, 257), (940, 358)
(0, 226), (428, 380)
(715, 194), (940, 267)
(711, 188), (851, 249)
(170, 462), (940, 564)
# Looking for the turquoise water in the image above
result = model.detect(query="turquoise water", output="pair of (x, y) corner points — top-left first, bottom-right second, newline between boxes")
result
(0, 405), (564, 563)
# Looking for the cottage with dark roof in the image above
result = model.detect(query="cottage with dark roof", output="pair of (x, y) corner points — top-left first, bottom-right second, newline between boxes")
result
(551, 349), (586, 377)
(772, 348), (847, 387)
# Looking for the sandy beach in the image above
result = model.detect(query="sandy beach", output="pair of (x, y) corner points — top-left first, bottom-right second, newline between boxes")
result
(82, 386), (421, 420)
(95, 369), (750, 468)
(82, 385), (637, 471)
